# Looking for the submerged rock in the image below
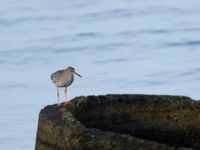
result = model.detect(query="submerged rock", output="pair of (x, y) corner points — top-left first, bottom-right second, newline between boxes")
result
(35, 94), (200, 150)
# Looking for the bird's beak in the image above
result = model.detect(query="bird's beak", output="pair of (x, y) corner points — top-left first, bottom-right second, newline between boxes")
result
(74, 71), (82, 78)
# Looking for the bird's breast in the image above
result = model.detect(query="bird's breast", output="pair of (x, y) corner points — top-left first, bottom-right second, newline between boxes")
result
(65, 74), (74, 86)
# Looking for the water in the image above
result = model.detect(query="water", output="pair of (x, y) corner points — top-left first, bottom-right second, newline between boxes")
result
(0, 0), (200, 149)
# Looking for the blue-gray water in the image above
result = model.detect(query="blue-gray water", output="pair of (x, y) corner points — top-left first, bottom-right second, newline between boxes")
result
(0, 0), (200, 149)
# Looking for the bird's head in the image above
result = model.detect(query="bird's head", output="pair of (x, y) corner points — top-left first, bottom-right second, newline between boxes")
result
(67, 66), (82, 78)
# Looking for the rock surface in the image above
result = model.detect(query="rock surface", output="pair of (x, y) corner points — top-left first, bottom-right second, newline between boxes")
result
(35, 94), (200, 150)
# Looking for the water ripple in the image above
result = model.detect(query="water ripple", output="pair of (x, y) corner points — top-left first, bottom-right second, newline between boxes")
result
(95, 42), (132, 50)
(118, 27), (200, 37)
(82, 8), (133, 21)
(0, 83), (29, 90)
(164, 40), (200, 47)
(53, 46), (90, 53)
(0, 16), (66, 27)
(174, 68), (200, 77)
(95, 58), (128, 64)
(75, 32), (101, 38)
(129, 80), (167, 87)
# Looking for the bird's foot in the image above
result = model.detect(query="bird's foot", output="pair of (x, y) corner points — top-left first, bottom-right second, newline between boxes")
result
(64, 101), (72, 106)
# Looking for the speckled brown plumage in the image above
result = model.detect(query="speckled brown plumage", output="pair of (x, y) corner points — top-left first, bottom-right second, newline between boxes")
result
(51, 66), (81, 106)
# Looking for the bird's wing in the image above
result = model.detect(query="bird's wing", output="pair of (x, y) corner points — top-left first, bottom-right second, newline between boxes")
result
(51, 70), (65, 80)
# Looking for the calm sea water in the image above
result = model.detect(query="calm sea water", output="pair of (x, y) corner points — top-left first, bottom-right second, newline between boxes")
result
(0, 0), (200, 149)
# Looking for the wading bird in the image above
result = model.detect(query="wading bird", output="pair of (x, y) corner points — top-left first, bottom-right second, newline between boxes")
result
(51, 66), (82, 106)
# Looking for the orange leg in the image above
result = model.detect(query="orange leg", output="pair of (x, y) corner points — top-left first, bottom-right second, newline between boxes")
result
(64, 87), (71, 106)
(57, 87), (60, 105)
